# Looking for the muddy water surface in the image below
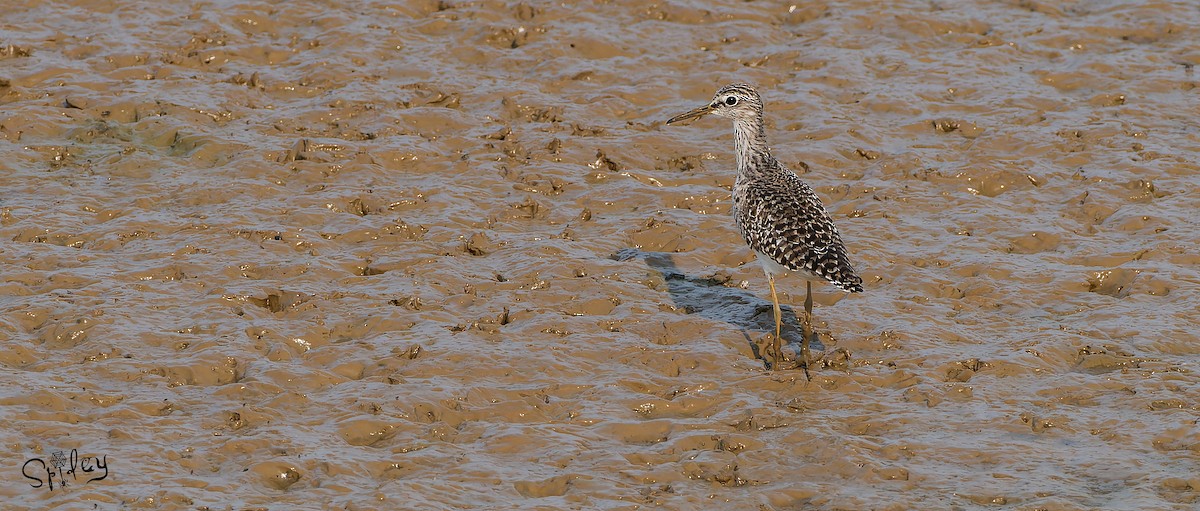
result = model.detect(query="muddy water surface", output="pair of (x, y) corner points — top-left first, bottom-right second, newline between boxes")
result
(1, 0), (1198, 509)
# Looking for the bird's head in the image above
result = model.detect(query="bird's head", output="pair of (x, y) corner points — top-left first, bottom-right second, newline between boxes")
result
(666, 83), (763, 125)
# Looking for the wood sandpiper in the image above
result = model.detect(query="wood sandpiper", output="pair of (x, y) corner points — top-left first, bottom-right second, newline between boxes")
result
(666, 83), (863, 374)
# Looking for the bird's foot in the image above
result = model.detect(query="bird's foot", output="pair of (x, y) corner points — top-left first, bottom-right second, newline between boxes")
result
(769, 354), (812, 380)
(806, 347), (852, 372)
(771, 333), (787, 371)
(791, 356), (813, 381)
(759, 333), (789, 371)
(796, 341), (813, 382)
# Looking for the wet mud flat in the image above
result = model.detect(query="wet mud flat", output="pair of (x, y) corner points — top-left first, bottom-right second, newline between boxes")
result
(1, 0), (1198, 509)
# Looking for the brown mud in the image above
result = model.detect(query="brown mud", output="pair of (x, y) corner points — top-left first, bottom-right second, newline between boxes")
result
(1, 0), (1198, 509)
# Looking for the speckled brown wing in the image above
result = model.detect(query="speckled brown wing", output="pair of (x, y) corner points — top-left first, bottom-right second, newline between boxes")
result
(734, 166), (864, 292)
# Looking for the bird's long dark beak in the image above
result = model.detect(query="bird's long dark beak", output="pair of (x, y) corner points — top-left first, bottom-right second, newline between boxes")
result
(665, 103), (715, 125)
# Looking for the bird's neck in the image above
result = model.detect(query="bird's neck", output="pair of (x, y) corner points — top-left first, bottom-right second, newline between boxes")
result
(733, 115), (770, 173)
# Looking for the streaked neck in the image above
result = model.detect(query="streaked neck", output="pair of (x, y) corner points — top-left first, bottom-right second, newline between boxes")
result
(733, 114), (769, 172)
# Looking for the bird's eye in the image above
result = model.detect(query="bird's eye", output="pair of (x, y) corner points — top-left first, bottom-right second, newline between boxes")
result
(724, 96), (738, 106)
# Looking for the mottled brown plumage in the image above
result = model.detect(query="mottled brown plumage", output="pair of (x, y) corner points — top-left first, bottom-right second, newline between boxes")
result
(733, 153), (863, 293)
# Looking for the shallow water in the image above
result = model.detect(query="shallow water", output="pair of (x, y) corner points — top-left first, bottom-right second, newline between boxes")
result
(1, 0), (1198, 509)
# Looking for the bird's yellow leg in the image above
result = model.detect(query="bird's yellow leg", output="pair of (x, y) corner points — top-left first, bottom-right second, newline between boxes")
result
(799, 281), (814, 380)
(768, 275), (783, 369)
(805, 280), (814, 318)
